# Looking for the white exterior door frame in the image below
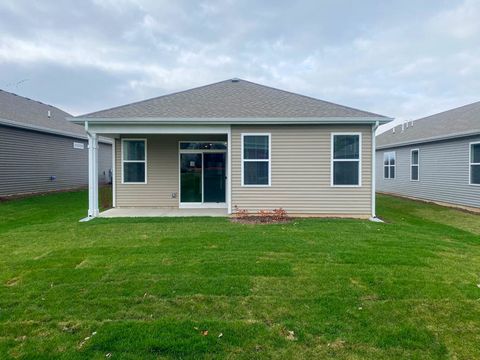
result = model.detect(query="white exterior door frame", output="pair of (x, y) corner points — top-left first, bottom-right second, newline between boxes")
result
(178, 143), (228, 209)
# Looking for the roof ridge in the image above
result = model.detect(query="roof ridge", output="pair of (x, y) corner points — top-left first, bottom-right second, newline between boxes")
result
(79, 78), (389, 119)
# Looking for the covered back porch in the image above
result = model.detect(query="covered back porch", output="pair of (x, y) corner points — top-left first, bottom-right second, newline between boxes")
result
(84, 124), (232, 220)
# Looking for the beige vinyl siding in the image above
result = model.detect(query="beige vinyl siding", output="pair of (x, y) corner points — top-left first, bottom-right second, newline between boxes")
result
(115, 134), (226, 207)
(231, 125), (373, 216)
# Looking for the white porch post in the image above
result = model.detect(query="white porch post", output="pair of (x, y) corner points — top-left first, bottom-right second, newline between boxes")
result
(87, 132), (99, 218)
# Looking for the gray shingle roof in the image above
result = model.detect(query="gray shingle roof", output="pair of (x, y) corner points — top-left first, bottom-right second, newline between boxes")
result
(81, 79), (389, 120)
(0, 89), (84, 137)
(376, 101), (480, 149)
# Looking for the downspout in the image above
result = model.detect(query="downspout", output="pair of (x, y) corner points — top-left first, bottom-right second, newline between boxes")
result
(85, 120), (94, 138)
(371, 121), (380, 220)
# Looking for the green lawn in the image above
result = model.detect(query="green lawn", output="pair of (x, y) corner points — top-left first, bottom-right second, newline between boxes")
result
(1, 192), (480, 359)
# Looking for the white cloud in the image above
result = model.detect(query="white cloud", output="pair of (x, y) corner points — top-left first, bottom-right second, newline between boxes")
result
(0, 0), (478, 119)
(428, 0), (480, 40)
(0, 35), (139, 73)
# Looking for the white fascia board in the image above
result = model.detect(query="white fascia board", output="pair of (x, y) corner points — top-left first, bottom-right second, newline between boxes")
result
(69, 116), (393, 126)
(0, 117), (88, 140)
(0, 118), (113, 144)
(376, 130), (480, 151)
(87, 123), (230, 134)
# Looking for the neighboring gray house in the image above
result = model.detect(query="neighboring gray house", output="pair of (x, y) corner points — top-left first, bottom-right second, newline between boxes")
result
(376, 101), (480, 209)
(70, 78), (392, 219)
(0, 89), (112, 198)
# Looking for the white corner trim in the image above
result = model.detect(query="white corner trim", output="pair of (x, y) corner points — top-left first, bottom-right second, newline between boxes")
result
(227, 126), (232, 214)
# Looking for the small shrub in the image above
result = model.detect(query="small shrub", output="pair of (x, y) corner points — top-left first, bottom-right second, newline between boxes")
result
(257, 209), (273, 222)
(233, 205), (250, 219)
(272, 208), (288, 221)
(232, 206), (290, 224)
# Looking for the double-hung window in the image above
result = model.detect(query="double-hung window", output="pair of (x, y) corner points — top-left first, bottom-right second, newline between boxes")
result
(122, 139), (147, 183)
(383, 151), (396, 179)
(242, 134), (270, 186)
(331, 133), (361, 186)
(410, 149), (419, 181)
(470, 142), (480, 185)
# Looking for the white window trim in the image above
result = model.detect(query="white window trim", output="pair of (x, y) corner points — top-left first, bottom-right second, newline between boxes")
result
(241, 133), (271, 187)
(330, 132), (362, 187)
(469, 141), (480, 186)
(121, 138), (147, 184)
(383, 151), (396, 180)
(410, 148), (419, 182)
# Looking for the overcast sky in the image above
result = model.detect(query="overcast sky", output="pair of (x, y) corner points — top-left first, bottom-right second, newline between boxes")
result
(0, 0), (479, 132)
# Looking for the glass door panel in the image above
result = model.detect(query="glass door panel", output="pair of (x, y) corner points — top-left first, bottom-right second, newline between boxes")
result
(180, 153), (202, 203)
(203, 153), (226, 203)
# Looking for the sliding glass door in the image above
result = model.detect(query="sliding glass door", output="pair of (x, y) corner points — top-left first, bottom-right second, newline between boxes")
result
(203, 153), (226, 203)
(179, 147), (226, 205)
(180, 153), (202, 203)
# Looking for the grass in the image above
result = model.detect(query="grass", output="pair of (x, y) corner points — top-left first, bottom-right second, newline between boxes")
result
(1, 191), (480, 359)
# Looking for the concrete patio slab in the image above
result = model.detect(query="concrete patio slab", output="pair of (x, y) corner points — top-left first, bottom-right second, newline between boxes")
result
(99, 207), (228, 218)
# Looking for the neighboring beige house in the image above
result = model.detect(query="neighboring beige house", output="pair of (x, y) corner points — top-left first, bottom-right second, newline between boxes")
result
(71, 79), (391, 219)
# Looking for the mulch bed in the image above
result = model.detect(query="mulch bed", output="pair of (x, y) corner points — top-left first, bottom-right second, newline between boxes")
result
(230, 216), (292, 224)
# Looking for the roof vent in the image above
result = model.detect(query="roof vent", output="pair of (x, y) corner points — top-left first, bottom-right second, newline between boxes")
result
(231, 78), (240, 83)
(392, 127), (395, 134)
(47, 110), (51, 118)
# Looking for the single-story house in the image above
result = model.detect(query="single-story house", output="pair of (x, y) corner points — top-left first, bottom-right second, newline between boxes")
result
(71, 78), (392, 219)
(0, 89), (112, 198)
(376, 101), (480, 210)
